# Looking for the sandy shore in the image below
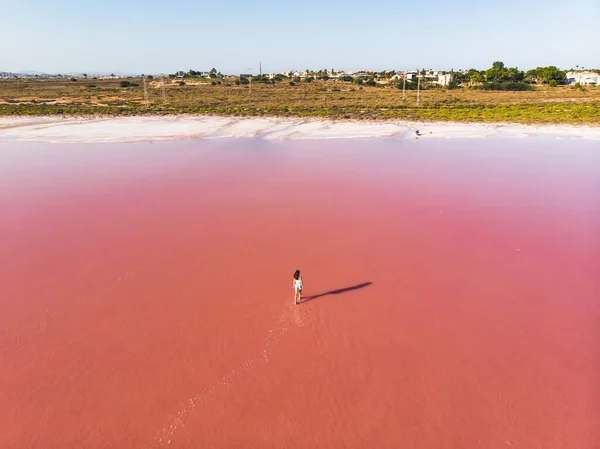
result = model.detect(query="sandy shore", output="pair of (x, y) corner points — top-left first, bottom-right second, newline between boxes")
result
(1, 115), (600, 143)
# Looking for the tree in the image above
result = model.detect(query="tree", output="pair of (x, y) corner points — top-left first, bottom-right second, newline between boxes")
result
(452, 71), (467, 83)
(209, 68), (217, 79)
(524, 69), (537, 83)
(549, 80), (558, 87)
(485, 62), (524, 82)
(467, 69), (484, 84)
(536, 66), (566, 84)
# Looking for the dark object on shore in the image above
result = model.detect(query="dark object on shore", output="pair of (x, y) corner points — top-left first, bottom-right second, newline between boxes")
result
(415, 130), (421, 136)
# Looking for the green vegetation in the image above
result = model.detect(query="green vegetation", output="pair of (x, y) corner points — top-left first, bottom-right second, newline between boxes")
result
(1, 76), (598, 125)
(456, 63), (568, 87)
(484, 61), (524, 82)
(481, 82), (532, 91)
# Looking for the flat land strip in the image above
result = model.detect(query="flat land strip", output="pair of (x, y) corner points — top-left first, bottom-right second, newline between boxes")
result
(1, 78), (599, 124)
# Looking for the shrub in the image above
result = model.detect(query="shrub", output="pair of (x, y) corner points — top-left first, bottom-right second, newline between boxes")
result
(119, 80), (139, 88)
(211, 81), (217, 86)
(304, 77), (314, 83)
(365, 79), (376, 87)
(292, 77), (301, 83)
(239, 77), (249, 85)
(481, 82), (532, 91)
(340, 75), (353, 82)
(395, 81), (418, 90)
(548, 80), (558, 87)
(146, 75), (153, 80)
(70, 78), (77, 82)
(85, 84), (97, 88)
(178, 81), (185, 86)
(289, 81), (296, 86)
(235, 80), (240, 85)
(352, 78), (363, 85)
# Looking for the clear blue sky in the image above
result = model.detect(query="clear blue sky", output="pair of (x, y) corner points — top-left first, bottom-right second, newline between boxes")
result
(2, 0), (598, 74)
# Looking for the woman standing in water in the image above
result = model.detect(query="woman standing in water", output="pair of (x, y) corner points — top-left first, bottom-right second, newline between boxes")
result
(293, 270), (303, 304)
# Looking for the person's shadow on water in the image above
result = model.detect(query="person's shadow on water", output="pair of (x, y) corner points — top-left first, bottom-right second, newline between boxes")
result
(300, 282), (372, 303)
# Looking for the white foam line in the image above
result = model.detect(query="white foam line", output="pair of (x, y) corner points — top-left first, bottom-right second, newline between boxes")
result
(1, 116), (599, 143)
(148, 304), (300, 448)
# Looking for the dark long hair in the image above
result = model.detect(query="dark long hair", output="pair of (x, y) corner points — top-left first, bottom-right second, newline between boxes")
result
(293, 270), (300, 280)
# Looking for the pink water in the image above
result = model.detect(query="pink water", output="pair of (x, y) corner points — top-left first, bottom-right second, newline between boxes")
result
(0, 137), (598, 448)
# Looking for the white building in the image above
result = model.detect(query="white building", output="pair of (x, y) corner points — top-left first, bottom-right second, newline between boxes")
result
(392, 71), (417, 81)
(566, 71), (599, 85)
(438, 73), (454, 86)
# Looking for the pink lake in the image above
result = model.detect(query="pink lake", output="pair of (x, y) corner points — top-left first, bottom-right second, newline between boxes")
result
(0, 136), (598, 449)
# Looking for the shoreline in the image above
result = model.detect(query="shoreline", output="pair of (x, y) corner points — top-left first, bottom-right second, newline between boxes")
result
(1, 115), (600, 143)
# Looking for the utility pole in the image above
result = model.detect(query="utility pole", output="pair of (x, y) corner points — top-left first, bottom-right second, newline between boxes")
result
(143, 76), (149, 105)
(247, 68), (253, 94)
(259, 61), (262, 76)
(402, 73), (406, 101)
(416, 69), (421, 107)
(161, 78), (167, 105)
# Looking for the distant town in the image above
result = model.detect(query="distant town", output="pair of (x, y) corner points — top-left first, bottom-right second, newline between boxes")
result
(2, 63), (599, 86)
